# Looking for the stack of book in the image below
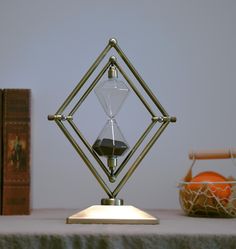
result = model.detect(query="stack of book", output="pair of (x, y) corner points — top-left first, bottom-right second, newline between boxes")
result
(0, 89), (31, 215)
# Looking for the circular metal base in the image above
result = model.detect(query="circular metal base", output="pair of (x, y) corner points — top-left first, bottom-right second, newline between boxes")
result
(101, 198), (124, 206)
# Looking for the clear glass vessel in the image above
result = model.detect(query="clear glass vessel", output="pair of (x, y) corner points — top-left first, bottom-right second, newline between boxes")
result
(92, 65), (130, 172)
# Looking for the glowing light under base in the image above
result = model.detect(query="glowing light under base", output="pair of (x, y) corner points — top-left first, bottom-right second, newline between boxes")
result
(67, 205), (159, 224)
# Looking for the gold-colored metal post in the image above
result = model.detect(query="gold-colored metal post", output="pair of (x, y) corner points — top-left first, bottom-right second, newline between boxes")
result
(113, 121), (170, 197)
(69, 60), (111, 116)
(55, 120), (113, 198)
(113, 42), (169, 116)
(114, 60), (157, 118)
(56, 42), (112, 114)
(115, 120), (157, 177)
(67, 119), (110, 178)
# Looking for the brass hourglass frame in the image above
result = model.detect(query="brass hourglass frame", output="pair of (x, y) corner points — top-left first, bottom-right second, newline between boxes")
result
(48, 38), (176, 207)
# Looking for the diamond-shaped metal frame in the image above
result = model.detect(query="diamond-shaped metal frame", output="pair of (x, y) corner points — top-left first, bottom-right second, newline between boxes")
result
(48, 38), (176, 199)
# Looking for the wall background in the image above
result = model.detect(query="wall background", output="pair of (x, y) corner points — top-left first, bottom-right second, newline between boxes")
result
(0, 0), (235, 210)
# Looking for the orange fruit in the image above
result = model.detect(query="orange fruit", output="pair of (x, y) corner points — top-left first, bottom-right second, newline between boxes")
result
(187, 171), (231, 200)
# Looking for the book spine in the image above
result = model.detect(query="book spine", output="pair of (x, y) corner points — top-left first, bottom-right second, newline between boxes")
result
(2, 89), (31, 215)
(0, 89), (3, 213)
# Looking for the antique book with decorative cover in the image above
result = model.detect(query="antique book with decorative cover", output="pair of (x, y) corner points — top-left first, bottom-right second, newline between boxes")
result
(1, 89), (31, 215)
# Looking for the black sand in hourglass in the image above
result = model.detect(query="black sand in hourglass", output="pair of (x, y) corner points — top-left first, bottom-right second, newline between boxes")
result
(92, 138), (128, 157)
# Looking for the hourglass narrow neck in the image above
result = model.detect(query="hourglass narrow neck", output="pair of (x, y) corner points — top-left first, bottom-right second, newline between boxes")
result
(92, 119), (129, 158)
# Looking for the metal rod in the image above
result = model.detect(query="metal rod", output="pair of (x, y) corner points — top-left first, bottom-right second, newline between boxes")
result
(112, 121), (170, 197)
(68, 119), (110, 178)
(55, 120), (113, 198)
(56, 42), (112, 114)
(113, 43), (169, 116)
(69, 60), (111, 116)
(114, 120), (157, 177)
(114, 61), (156, 118)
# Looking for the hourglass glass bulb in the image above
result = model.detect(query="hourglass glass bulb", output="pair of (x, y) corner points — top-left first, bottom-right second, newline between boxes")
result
(94, 65), (130, 118)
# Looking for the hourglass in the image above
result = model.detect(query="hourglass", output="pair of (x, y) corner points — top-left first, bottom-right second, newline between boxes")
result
(48, 38), (176, 224)
(92, 62), (130, 180)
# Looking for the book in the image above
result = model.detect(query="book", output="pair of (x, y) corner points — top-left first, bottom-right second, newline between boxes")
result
(0, 90), (3, 210)
(1, 89), (31, 215)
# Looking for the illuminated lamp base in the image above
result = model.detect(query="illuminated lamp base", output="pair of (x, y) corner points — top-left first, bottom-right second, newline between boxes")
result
(66, 205), (159, 224)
